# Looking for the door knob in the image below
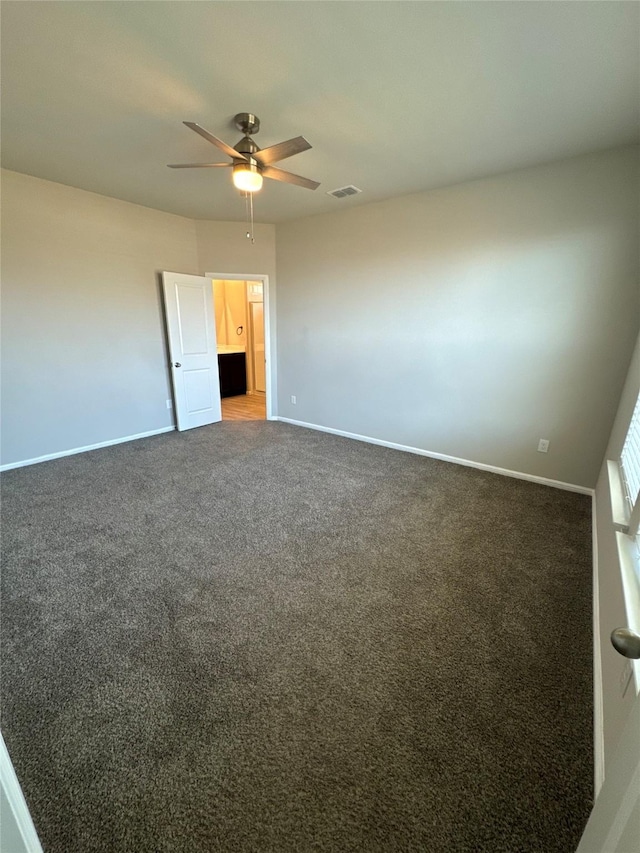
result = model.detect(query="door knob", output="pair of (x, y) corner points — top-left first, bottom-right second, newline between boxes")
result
(611, 628), (640, 659)
(174, 362), (181, 368)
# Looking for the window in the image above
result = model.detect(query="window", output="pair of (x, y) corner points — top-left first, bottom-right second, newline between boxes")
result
(608, 389), (640, 695)
(597, 344), (640, 707)
(620, 391), (640, 542)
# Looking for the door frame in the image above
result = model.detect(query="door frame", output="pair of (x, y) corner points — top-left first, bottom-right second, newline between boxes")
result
(207, 272), (274, 420)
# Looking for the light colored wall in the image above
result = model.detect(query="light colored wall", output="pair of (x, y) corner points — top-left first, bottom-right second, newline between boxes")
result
(0, 787), (30, 853)
(225, 281), (247, 348)
(594, 332), (640, 777)
(213, 280), (227, 345)
(0, 170), (199, 466)
(275, 146), (639, 488)
(0, 171), (273, 467)
(1, 732), (42, 853)
(214, 280), (247, 348)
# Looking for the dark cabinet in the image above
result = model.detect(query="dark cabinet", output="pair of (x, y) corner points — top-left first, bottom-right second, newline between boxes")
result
(218, 352), (247, 398)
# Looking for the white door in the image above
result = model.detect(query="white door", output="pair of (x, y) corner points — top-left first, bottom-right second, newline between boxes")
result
(250, 301), (266, 393)
(576, 688), (640, 852)
(162, 272), (222, 431)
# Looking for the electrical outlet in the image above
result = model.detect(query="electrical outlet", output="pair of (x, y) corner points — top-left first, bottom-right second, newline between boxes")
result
(291, 395), (297, 405)
(166, 399), (173, 409)
(537, 439), (549, 453)
(620, 658), (633, 697)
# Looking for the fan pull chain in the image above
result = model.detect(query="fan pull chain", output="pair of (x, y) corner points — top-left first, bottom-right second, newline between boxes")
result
(244, 192), (255, 244)
(249, 192), (255, 244)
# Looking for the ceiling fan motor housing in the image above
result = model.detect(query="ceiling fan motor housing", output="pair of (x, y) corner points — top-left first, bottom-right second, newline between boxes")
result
(234, 112), (260, 135)
(234, 135), (260, 160)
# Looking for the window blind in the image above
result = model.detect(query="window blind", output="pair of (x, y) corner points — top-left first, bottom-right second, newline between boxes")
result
(621, 392), (640, 531)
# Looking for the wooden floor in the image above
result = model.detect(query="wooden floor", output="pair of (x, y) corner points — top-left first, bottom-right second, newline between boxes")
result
(221, 393), (266, 421)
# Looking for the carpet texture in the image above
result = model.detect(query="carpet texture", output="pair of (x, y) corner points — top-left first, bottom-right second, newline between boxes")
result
(1, 421), (593, 852)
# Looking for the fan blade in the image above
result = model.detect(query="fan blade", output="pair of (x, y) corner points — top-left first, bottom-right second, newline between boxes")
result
(167, 163), (232, 168)
(183, 122), (247, 161)
(262, 165), (320, 190)
(253, 136), (312, 166)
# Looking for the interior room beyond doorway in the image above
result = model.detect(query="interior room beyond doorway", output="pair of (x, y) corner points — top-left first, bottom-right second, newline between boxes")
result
(212, 278), (266, 421)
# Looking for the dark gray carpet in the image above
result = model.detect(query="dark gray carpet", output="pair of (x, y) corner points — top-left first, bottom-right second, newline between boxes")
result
(1, 421), (593, 852)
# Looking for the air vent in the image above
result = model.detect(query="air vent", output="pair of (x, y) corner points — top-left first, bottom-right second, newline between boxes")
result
(327, 185), (362, 199)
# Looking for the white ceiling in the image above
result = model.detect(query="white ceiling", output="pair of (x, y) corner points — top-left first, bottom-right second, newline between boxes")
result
(2, 1), (638, 223)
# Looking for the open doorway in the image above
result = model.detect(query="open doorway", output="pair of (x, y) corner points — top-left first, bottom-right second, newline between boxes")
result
(210, 275), (269, 421)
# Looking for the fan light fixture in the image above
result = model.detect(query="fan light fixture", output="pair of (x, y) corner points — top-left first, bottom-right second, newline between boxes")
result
(169, 114), (320, 242)
(232, 162), (263, 193)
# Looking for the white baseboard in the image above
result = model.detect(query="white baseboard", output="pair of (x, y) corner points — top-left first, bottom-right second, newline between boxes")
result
(592, 494), (605, 798)
(0, 426), (175, 472)
(274, 416), (594, 495)
(0, 731), (43, 853)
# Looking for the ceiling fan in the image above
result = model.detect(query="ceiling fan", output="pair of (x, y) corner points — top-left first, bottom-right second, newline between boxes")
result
(168, 112), (320, 193)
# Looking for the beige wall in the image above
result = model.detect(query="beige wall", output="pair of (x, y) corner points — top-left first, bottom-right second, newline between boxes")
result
(0, 170), (198, 465)
(213, 280), (227, 346)
(213, 280), (248, 348)
(0, 171), (276, 467)
(276, 146), (639, 488)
